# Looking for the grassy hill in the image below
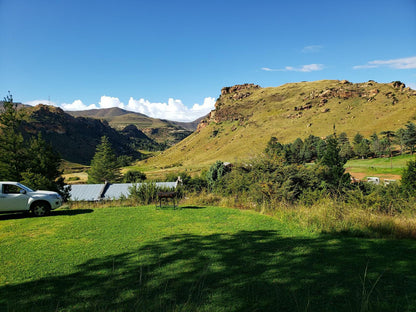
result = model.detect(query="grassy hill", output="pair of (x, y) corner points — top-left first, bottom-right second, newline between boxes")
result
(143, 80), (416, 172)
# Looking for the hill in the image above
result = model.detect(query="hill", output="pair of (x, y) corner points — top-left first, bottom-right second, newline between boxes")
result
(67, 107), (197, 145)
(144, 80), (416, 171)
(20, 105), (159, 165)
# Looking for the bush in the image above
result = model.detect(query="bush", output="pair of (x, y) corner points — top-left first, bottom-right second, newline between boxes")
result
(345, 182), (406, 214)
(128, 182), (158, 205)
(128, 182), (182, 205)
(123, 170), (146, 183)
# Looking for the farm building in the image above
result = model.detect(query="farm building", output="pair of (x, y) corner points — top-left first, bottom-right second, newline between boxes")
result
(69, 181), (179, 201)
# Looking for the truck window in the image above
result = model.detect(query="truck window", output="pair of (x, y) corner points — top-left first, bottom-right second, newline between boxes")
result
(3, 184), (21, 194)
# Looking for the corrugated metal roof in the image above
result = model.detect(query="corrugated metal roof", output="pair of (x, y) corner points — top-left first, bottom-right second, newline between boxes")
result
(104, 183), (132, 200)
(69, 184), (104, 201)
(69, 182), (178, 201)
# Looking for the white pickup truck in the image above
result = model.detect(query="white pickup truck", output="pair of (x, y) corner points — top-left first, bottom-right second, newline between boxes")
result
(0, 182), (62, 216)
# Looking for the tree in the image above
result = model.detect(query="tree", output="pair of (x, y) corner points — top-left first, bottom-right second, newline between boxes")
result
(403, 122), (416, 154)
(0, 92), (26, 180)
(370, 133), (385, 157)
(290, 138), (304, 164)
(265, 137), (283, 157)
(319, 136), (350, 192)
(302, 135), (322, 162)
(123, 170), (146, 183)
(380, 130), (395, 168)
(401, 160), (416, 196)
(0, 93), (68, 197)
(395, 128), (406, 155)
(21, 133), (68, 197)
(337, 132), (354, 159)
(353, 133), (370, 159)
(206, 161), (230, 191)
(88, 136), (121, 183)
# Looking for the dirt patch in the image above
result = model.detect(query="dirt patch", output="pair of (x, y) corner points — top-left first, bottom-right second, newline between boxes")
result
(346, 171), (401, 182)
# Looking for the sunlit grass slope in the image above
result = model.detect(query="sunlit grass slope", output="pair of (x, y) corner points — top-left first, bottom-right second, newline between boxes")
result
(1, 206), (415, 311)
(143, 80), (416, 171)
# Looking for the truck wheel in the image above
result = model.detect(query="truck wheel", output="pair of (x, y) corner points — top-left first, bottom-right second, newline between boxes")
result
(31, 202), (51, 217)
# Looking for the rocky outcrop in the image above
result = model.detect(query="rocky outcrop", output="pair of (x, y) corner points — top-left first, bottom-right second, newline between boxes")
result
(220, 83), (260, 96)
(391, 81), (406, 90)
(197, 79), (416, 133)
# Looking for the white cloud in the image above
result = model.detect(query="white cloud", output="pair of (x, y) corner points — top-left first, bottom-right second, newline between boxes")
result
(25, 99), (57, 107)
(99, 96), (125, 109)
(262, 63), (324, 72)
(302, 45), (323, 53)
(61, 100), (98, 111)
(354, 56), (416, 70)
(26, 95), (215, 122)
(127, 97), (215, 122)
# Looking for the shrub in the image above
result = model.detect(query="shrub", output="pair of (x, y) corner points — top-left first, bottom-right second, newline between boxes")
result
(346, 182), (406, 214)
(128, 182), (182, 205)
(123, 170), (146, 183)
(128, 182), (159, 205)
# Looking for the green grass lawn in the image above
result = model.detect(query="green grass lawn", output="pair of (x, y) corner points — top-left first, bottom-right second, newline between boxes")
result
(345, 154), (416, 177)
(1, 206), (415, 311)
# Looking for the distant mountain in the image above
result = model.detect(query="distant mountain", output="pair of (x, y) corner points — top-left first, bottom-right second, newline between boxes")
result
(19, 105), (161, 165)
(0, 101), (29, 109)
(146, 80), (416, 169)
(67, 107), (199, 145)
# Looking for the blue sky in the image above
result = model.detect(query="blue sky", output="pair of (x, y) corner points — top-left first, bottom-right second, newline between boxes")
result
(1, 0), (415, 121)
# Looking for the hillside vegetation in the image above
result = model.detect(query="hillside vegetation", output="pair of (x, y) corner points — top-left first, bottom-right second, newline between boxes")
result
(144, 80), (416, 171)
(68, 107), (196, 145)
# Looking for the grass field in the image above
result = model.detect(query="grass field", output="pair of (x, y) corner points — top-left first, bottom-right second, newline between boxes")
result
(1, 206), (415, 311)
(345, 154), (415, 179)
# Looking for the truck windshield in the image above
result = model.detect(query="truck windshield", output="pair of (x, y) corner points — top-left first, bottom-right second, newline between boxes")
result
(16, 183), (34, 192)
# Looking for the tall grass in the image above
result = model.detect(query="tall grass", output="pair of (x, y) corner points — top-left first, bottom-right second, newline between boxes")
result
(184, 193), (416, 239)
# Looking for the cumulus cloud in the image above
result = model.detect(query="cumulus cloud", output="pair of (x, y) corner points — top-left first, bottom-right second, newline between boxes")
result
(302, 45), (323, 53)
(61, 100), (98, 111)
(26, 95), (215, 122)
(25, 99), (58, 107)
(127, 97), (215, 122)
(353, 56), (416, 70)
(99, 96), (125, 109)
(261, 63), (324, 72)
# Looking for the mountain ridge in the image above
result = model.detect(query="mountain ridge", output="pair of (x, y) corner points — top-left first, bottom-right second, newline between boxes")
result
(144, 79), (416, 170)
(67, 107), (200, 144)
(19, 105), (155, 165)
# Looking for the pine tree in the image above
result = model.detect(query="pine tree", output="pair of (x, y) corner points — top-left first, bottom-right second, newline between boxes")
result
(319, 136), (350, 192)
(88, 136), (121, 183)
(21, 133), (68, 197)
(0, 92), (26, 180)
(0, 93), (68, 197)
(401, 160), (416, 196)
(404, 122), (416, 154)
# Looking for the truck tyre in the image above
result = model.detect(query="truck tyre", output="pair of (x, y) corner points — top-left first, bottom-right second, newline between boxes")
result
(31, 202), (51, 217)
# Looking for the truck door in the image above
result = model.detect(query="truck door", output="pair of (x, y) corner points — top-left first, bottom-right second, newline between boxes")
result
(0, 184), (29, 212)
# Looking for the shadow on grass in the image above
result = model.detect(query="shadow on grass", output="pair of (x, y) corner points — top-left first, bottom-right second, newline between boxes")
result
(50, 209), (94, 216)
(179, 205), (206, 209)
(0, 209), (93, 221)
(1, 231), (415, 311)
